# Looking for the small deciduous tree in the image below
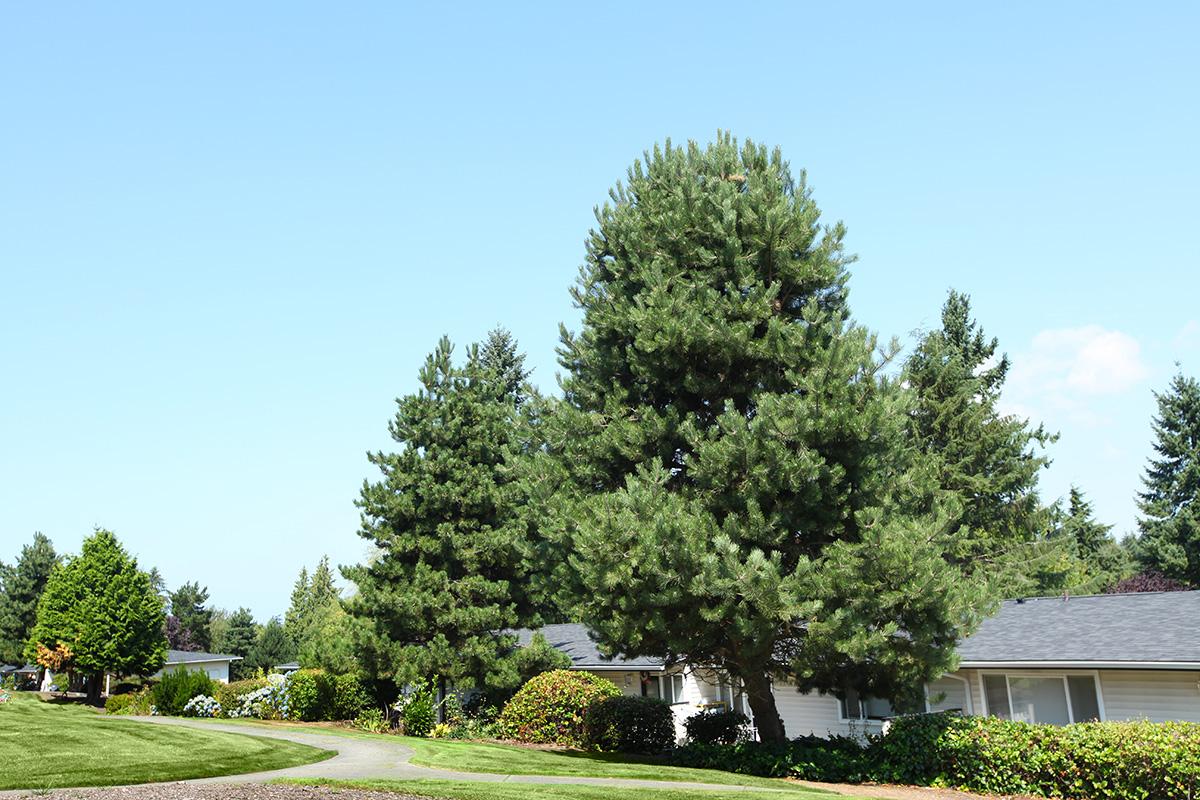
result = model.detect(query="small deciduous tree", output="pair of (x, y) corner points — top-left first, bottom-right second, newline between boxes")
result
(27, 529), (166, 703)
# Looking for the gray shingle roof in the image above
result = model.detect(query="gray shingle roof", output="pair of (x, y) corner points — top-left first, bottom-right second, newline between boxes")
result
(516, 623), (666, 670)
(958, 591), (1200, 665)
(164, 649), (241, 664)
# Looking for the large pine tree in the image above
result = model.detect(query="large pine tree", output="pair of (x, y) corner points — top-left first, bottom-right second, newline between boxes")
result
(27, 530), (166, 702)
(538, 134), (989, 741)
(0, 533), (58, 664)
(1135, 372), (1200, 586)
(344, 331), (550, 689)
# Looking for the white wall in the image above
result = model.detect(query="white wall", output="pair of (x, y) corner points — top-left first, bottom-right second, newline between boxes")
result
(155, 660), (231, 684)
(1100, 670), (1200, 722)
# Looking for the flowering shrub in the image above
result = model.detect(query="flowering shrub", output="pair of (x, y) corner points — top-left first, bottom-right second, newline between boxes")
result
(225, 672), (291, 719)
(0, 689), (10, 705)
(182, 694), (222, 718)
(497, 669), (621, 746)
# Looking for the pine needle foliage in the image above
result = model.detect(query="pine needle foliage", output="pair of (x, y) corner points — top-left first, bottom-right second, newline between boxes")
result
(535, 133), (991, 741)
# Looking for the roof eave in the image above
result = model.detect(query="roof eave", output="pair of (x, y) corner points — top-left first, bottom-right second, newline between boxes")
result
(959, 660), (1200, 670)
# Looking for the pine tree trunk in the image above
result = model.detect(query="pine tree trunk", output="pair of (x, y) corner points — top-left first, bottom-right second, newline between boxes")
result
(742, 670), (786, 743)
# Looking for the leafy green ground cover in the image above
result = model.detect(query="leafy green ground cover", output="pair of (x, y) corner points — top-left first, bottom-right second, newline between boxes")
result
(0, 692), (331, 790)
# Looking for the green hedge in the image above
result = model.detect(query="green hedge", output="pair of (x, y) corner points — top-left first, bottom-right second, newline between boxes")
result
(671, 712), (1200, 800)
(670, 735), (870, 782)
(873, 712), (1200, 800)
(497, 669), (621, 747)
(683, 708), (749, 745)
(583, 695), (676, 754)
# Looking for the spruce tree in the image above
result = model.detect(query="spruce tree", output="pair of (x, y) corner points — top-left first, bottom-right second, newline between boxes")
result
(905, 290), (1055, 592)
(0, 533), (58, 665)
(247, 617), (294, 672)
(539, 134), (989, 741)
(1135, 372), (1200, 585)
(167, 581), (213, 651)
(218, 607), (259, 679)
(284, 567), (310, 645)
(344, 332), (548, 690)
(27, 530), (166, 702)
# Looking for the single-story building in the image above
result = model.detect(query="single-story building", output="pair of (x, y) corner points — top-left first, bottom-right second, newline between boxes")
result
(526, 591), (1200, 740)
(274, 662), (301, 674)
(154, 649), (242, 684)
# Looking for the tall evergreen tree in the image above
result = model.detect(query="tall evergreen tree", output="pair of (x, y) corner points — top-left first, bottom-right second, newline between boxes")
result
(344, 333), (550, 690)
(217, 607), (259, 679)
(537, 134), (989, 741)
(1027, 487), (1132, 596)
(905, 290), (1055, 591)
(246, 617), (294, 672)
(284, 567), (310, 645)
(0, 533), (58, 664)
(1135, 372), (1200, 585)
(27, 530), (166, 703)
(167, 582), (213, 652)
(479, 326), (531, 402)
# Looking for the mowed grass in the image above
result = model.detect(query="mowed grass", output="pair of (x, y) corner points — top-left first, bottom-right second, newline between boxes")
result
(0, 692), (332, 790)
(203, 718), (815, 791)
(278, 778), (848, 800)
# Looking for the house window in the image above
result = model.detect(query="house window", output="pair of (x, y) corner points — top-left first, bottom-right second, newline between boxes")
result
(658, 673), (686, 704)
(839, 687), (895, 721)
(981, 673), (1102, 725)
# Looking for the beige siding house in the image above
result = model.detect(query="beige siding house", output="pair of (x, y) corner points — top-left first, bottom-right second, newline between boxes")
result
(153, 649), (242, 684)
(527, 591), (1200, 740)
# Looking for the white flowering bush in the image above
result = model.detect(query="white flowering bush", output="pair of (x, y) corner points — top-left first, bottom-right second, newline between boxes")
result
(225, 673), (292, 720)
(182, 694), (221, 718)
(0, 689), (11, 705)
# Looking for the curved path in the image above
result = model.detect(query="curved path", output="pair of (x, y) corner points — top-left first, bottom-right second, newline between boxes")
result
(109, 716), (793, 793)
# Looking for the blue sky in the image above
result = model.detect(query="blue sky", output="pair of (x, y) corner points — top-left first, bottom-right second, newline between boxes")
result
(2, 3), (1197, 620)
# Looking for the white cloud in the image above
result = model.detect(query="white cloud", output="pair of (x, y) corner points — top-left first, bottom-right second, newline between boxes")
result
(1000, 325), (1149, 427)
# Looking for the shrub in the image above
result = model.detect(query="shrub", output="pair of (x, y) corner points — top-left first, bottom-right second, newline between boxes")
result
(583, 695), (675, 754)
(397, 678), (437, 737)
(683, 708), (749, 745)
(289, 669), (336, 722)
(182, 694), (222, 718)
(106, 686), (153, 716)
(332, 673), (370, 720)
(214, 677), (269, 711)
(497, 669), (621, 747)
(152, 668), (216, 716)
(224, 673), (291, 719)
(871, 712), (1200, 800)
(354, 707), (390, 734)
(670, 736), (870, 782)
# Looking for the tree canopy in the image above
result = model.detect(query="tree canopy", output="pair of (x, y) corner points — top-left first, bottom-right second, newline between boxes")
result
(27, 529), (166, 701)
(167, 581), (213, 652)
(0, 532), (59, 665)
(532, 134), (991, 740)
(344, 330), (551, 690)
(1135, 372), (1200, 586)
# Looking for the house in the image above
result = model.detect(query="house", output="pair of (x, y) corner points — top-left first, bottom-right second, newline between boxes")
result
(274, 662), (301, 674)
(525, 591), (1200, 740)
(154, 649), (242, 683)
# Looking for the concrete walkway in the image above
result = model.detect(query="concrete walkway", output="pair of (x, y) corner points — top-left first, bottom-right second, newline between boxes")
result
(107, 716), (797, 793)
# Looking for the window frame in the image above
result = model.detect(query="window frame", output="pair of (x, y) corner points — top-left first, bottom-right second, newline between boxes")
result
(976, 669), (1106, 724)
(835, 688), (895, 724)
(657, 672), (687, 705)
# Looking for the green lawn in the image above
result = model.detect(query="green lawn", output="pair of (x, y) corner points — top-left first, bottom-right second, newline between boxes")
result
(278, 778), (847, 800)
(0, 692), (332, 790)
(205, 718), (818, 791)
